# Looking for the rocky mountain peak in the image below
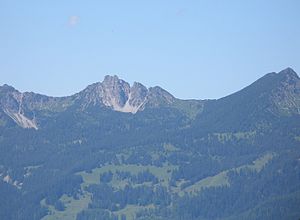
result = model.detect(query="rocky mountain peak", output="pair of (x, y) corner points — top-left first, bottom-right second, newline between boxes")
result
(128, 82), (148, 109)
(0, 86), (38, 130)
(103, 75), (129, 90)
(100, 75), (131, 110)
(271, 68), (300, 115)
(103, 75), (122, 84)
(279, 67), (299, 78)
(0, 84), (17, 93)
(78, 75), (176, 113)
(277, 67), (299, 86)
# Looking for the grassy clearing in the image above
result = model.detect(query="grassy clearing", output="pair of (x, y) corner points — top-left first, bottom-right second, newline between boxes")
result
(163, 143), (180, 152)
(235, 152), (275, 173)
(41, 153), (275, 219)
(71, 164), (176, 219)
(78, 163), (177, 188)
(181, 152), (275, 196)
(211, 131), (256, 143)
(250, 152), (275, 172)
(182, 171), (229, 196)
(41, 192), (91, 220)
(113, 204), (154, 220)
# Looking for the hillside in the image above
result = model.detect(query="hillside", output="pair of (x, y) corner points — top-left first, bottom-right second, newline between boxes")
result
(0, 68), (300, 220)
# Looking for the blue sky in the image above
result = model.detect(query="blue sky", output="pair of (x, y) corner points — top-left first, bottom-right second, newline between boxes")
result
(0, 1), (300, 99)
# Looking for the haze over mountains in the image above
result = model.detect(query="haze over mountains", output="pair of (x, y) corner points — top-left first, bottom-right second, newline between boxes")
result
(0, 68), (300, 220)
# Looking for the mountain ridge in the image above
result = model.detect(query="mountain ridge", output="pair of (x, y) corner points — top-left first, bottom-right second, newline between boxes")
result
(1, 67), (298, 99)
(0, 67), (299, 130)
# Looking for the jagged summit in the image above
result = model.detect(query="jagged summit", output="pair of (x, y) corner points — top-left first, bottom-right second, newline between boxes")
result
(0, 75), (177, 129)
(78, 75), (175, 113)
(102, 75), (124, 84)
(0, 84), (18, 94)
(278, 67), (299, 78)
(0, 86), (38, 129)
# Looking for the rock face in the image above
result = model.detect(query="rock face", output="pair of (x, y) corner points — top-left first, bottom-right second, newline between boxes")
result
(99, 75), (147, 113)
(0, 85), (72, 129)
(0, 85), (38, 129)
(128, 82), (148, 109)
(0, 75), (177, 128)
(270, 68), (300, 115)
(78, 75), (175, 113)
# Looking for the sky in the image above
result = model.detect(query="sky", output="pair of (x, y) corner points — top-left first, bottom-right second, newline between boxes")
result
(0, 0), (300, 99)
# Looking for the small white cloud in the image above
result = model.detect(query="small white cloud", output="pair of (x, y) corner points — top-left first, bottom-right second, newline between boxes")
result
(68, 15), (80, 27)
(176, 9), (186, 17)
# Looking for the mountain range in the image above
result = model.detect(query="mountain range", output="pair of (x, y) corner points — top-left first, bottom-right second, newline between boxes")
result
(0, 68), (300, 220)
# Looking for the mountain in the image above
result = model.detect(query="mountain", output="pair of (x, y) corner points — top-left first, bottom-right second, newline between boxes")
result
(194, 67), (300, 132)
(76, 75), (176, 113)
(0, 68), (300, 220)
(0, 75), (197, 130)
